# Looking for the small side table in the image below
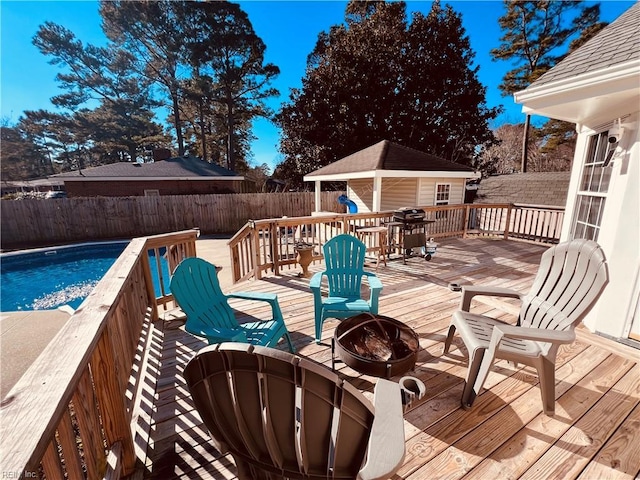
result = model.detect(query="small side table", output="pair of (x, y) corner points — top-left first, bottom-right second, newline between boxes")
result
(356, 226), (388, 271)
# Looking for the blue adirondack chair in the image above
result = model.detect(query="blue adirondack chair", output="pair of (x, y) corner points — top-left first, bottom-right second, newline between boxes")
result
(170, 257), (295, 352)
(310, 234), (383, 343)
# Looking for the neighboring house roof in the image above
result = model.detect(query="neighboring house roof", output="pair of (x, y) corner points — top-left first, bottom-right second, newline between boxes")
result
(474, 172), (571, 207)
(54, 156), (243, 181)
(514, 3), (640, 125)
(304, 140), (478, 182)
(2, 178), (64, 188)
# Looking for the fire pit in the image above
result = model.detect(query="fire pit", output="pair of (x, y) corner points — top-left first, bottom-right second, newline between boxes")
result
(332, 313), (420, 378)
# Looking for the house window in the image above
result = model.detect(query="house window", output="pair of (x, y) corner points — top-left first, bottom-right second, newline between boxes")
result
(144, 189), (160, 197)
(570, 131), (612, 241)
(435, 183), (451, 219)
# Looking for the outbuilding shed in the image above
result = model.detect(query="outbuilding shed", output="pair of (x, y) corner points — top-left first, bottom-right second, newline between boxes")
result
(304, 140), (480, 213)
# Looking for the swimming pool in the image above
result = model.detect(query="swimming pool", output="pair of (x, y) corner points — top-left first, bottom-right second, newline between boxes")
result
(0, 242), (169, 312)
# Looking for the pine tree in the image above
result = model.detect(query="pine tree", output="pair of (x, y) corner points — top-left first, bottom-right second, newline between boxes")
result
(183, 2), (279, 172)
(100, 0), (189, 156)
(101, 1), (278, 171)
(0, 124), (51, 180)
(32, 21), (165, 163)
(491, 1), (604, 171)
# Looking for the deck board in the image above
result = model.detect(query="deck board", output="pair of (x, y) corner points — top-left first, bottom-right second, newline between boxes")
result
(138, 238), (640, 479)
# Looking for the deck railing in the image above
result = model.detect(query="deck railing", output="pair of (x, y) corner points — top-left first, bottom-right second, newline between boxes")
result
(0, 203), (564, 477)
(228, 203), (565, 282)
(0, 229), (198, 480)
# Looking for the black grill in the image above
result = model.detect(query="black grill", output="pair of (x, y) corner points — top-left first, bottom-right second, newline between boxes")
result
(389, 208), (434, 264)
(393, 207), (426, 223)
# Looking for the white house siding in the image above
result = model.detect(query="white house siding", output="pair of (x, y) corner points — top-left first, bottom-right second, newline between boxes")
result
(562, 112), (640, 339)
(417, 178), (466, 206)
(347, 180), (373, 213)
(380, 178), (418, 210)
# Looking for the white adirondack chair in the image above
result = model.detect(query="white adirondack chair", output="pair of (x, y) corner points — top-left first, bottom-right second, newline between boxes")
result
(444, 239), (609, 415)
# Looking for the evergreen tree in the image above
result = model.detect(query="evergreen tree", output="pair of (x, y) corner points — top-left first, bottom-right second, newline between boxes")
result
(14, 2), (275, 174)
(183, 1), (279, 171)
(19, 110), (91, 172)
(77, 102), (169, 163)
(535, 13), (608, 159)
(100, 0), (190, 156)
(491, 1), (604, 171)
(0, 124), (51, 180)
(32, 21), (165, 162)
(276, 0), (499, 188)
(100, 1), (278, 170)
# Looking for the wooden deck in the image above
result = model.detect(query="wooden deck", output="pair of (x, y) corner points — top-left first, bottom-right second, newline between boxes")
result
(137, 238), (640, 479)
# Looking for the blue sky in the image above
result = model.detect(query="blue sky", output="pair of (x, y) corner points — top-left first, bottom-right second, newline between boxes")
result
(1, 0), (635, 171)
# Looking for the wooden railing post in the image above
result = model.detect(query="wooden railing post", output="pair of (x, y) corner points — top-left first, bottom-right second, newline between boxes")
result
(226, 204), (564, 282)
(231, 243), (241, 282)
(504, 203), (513, 240)
(91, 328), (137, 476)
(140, 250), (159, 321)
(41, 440), (64, 479)
(57, 408), (84, 479)
(252, 222), (262, 280)
(0, 231), (204, 479)
(270, 221), (280, 276)
(463, 204), (470, 238)
(72, 368), (105, 480)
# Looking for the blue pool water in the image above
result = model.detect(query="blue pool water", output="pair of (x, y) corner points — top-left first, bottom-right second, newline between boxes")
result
(1, 242), (169, 312)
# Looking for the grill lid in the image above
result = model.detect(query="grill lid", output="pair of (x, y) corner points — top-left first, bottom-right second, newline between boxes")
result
(393, 207), (425, 222)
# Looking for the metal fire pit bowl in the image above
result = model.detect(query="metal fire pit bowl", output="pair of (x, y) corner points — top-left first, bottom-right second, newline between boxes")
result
(333, 313), (420, 378)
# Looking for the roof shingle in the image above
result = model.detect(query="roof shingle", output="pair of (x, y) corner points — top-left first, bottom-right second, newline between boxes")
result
(474, 171), (571, 206)
(54, 156), (239, 178)
(306, 140), (475, 176)
(531, 3), (640, 87)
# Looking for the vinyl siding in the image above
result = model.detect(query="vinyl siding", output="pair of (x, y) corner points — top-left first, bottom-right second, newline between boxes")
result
(347, 180), (373, 213)
(417, 178), (466, 205)
(380, 178), (418, 210)
(347, 177), (467, 212)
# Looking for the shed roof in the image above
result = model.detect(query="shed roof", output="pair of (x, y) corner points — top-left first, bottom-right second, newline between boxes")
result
(305, 140), (475, 179)
(54, 156), (242, 180)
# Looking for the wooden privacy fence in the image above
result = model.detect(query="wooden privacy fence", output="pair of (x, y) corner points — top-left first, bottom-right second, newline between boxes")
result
(0, 230), (197, 480)
(229, 203), (565, 282)
(0, 191), (344, 249)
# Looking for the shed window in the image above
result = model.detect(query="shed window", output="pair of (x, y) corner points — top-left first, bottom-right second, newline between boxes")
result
(144, 189), (160, 197)
(570, 131), (611, 241)
(435, 183), (451, 219)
